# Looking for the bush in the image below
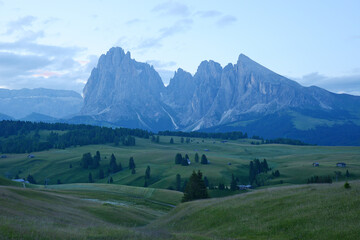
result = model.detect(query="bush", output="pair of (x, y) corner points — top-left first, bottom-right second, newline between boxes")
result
(344, 182), (351, 189)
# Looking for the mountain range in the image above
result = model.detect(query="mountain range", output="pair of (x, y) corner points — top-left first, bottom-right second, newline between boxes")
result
(0, 88), (83, 120)
(80, 47), (360, 145)
(1, 47), (359, 145)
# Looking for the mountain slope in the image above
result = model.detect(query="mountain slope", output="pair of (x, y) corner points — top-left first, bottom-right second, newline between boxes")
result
(81, 47), (360, 145)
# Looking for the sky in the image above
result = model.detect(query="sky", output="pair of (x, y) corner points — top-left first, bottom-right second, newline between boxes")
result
(0, 0), (359, 95)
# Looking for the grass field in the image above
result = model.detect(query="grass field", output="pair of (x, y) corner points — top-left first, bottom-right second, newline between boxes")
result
(1, 176), (360, 239)
(1, 136), (359, 190)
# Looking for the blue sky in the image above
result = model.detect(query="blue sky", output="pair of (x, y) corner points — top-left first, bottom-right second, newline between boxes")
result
(0, 0), (359, 95)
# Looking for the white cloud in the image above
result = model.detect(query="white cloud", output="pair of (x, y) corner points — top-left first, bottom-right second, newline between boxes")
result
(294, 72), (360, 96)
(152, 1), (190, 17)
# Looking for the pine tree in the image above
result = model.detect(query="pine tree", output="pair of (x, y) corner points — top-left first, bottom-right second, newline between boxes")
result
(109, 177), (113, 183)
(176, 174), (181, 191)
(181, 155), (189, 166)
(145, 166), (151, 179)
(200, 154), (208, 164)
(195, 153), (199, 163)
(144, 180), (148, 187)
(175, 153), (183, 164)
(129, 157), (136, 170)
(170, 138), (174, 144)
(156, 136), (160, 143)
(181, 137), (184, 143)
(182, 170), (208, 202)
(346, 170), (350, 178)
(109, 154), (118, 173)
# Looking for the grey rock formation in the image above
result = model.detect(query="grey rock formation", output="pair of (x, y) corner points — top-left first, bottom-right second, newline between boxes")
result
(0, 88), (83, 119)
(81, 47), (360, 145)
(81, 47), (173, 130)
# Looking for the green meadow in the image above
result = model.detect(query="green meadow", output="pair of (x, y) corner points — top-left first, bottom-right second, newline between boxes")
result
(1, 136), (360, 239)
(1, 178), (359, 239)
(0, 136), (359, 189)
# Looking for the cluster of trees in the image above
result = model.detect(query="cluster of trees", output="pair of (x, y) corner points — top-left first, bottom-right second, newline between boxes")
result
(174, 153), (208, 166)
(0, 120), (150, 153)
(80, 151), (101, 169)
(159, 130), (248, 140)
(249, 158), (270, 184)
(182, 170), (208, 202)
(307, 175), (332, 184)
(151, 135), (160, 143)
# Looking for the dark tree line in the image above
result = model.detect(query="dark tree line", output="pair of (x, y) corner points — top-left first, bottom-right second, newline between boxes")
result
(0, 120), (149, 153)
(307, 175), (332, 184)
(159, 130), (248, 140)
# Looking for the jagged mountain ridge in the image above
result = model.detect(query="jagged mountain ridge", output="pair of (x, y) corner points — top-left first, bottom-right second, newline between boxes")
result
(81, 47), (360, 145)
(0, 88), (83, 119)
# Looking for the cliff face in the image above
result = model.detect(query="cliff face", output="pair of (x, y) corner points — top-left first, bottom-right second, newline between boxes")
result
(81, 47), (360, 145)
(81, 47), (173, 130)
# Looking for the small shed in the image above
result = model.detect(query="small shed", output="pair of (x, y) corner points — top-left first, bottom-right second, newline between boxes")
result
(27, 154), (35, 158)
(336, 162), (346, 167)
(312, 162), (319, 167)
(12, 179), (30, 184)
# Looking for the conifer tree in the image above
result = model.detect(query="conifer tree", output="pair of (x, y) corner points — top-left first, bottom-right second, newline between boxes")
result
(175, 153), (183, 164)
(129, 157), (136, 169)
(170, 138), (174, 144)
(182, 170), (208, 202)
(109, 154), (118, 173)
(201, 154), (208, 164)
(195, 153), (199, 163)
(145, 166), (151, 179)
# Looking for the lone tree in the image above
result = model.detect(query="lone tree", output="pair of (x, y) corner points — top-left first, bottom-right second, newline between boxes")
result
(182, 170), (209, 202)
(200, 154), (208, 164)
(195, 153), (199, 163)
(175, 153), (183, 164)
(109, 154), (118, 173)
(145, 166), (151, 179)
(170, 138), (174, 144)
(129, 157), (136, 170)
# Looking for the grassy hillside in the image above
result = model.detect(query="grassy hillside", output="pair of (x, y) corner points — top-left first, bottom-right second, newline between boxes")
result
(0, 182), (182, 240)
(1, 136), (359, 190)
(1, 179), (359, 239)
(150, 181), (360, 240)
